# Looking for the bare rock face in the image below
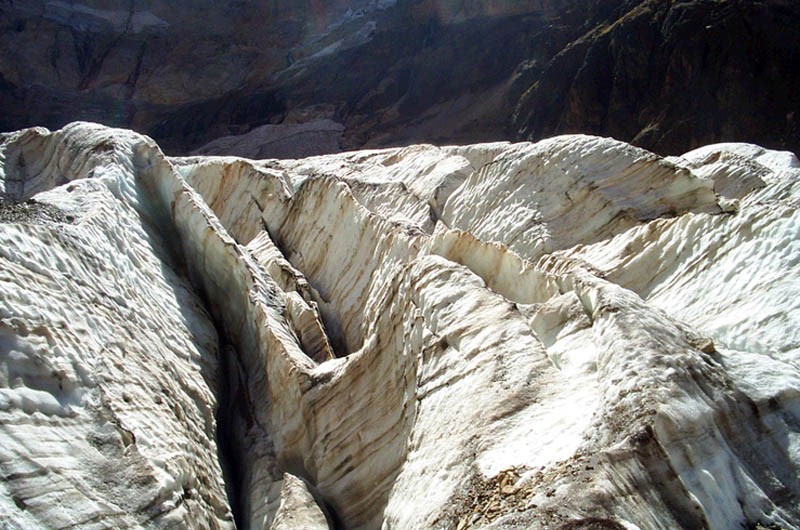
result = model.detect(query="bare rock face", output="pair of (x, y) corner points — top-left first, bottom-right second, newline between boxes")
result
(3, 1), (797, 157)
(0, 0), (384, 152)
(512, 0), (800, 155)
(1, 122), (799, 530)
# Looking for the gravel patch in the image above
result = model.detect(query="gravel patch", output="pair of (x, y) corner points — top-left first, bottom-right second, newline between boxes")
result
(0, 198), (75, 225)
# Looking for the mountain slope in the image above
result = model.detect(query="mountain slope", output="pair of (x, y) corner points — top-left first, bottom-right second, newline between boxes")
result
(512, 0), (800, 155)
(1, 1), (798, 156)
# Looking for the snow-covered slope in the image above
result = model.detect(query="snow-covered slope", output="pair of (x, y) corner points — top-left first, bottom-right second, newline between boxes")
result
(1, 122), (798, 529)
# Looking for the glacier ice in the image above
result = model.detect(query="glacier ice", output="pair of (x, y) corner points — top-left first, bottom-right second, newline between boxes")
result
(0, 122), (799, 529)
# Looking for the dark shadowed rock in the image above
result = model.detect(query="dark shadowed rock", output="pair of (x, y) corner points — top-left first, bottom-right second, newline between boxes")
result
(0, 0), (798, 156)
(512, 0), (800, 155)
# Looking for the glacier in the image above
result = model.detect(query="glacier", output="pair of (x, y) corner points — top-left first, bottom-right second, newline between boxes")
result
(0, 122), (798, 529)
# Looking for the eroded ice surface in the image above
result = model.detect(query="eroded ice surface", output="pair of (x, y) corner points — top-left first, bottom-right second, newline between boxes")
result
(1, 123), (799, 530)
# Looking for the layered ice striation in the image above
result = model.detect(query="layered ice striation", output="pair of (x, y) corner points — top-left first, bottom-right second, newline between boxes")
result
(1, 122), (799, 530)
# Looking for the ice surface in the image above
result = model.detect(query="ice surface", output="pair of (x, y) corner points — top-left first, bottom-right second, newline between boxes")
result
(1, 123), (798, 529)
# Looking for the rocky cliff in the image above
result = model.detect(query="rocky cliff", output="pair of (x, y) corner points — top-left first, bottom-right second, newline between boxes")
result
(1, 122), (799, 529)
(1, 1), (798, 157)
(512, 0), (800, 156)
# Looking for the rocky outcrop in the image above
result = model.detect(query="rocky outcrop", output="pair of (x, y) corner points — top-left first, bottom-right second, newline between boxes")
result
(0, 0), (387, 152)
(3, 1), (797, 157)
(1, 122), (799, 529)
(512, 0), (800, 155)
